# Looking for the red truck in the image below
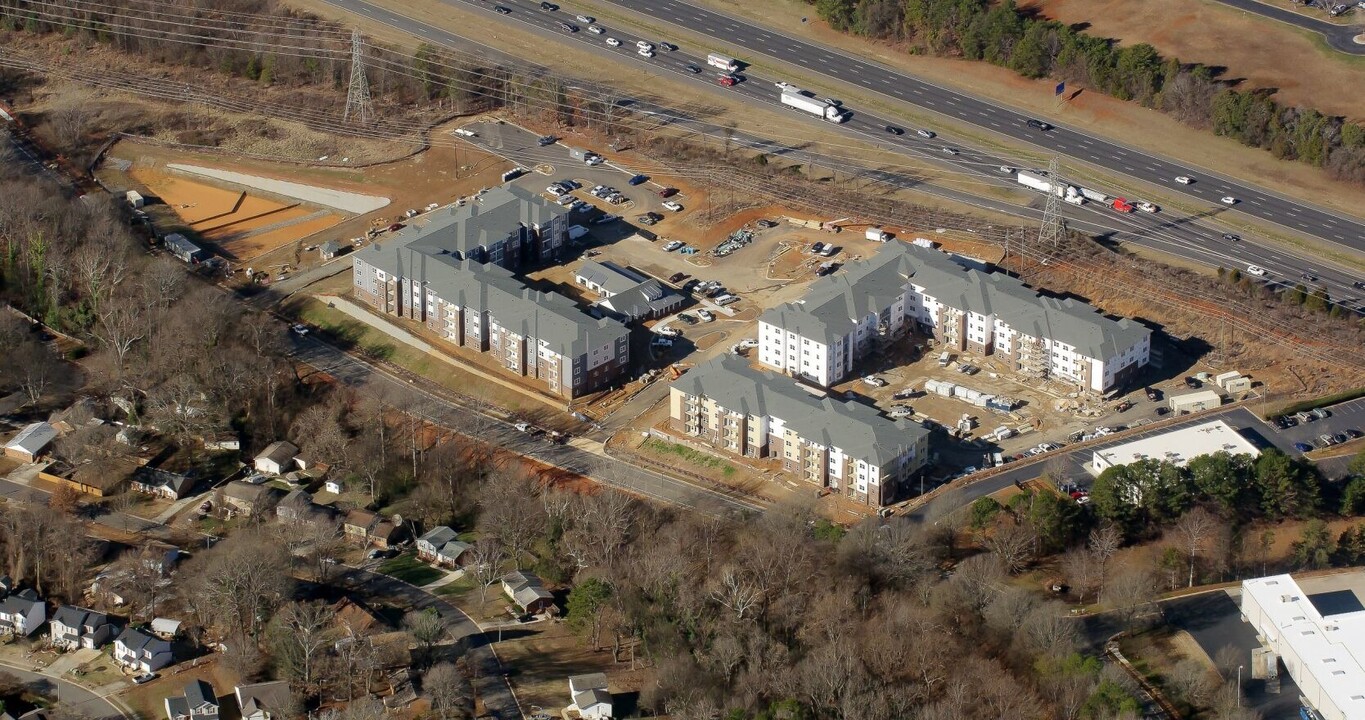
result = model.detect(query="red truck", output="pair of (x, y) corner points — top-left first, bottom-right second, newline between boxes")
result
(1111, 198), (1134, 213)
(718, 74), (738, 87)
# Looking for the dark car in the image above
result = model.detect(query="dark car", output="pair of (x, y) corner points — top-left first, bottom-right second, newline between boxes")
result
(1222, 233), (1242, 242)
(756, 219), (777, 228)
(658, 187), (678, 198)
(636, 215), (657, 226)
(685, 64), (702, 73)
(539, 1), (557, 9)
(885, 125), (904, 135)
(706, 286), (727, 298)
(628, 174), (649, 186)
(1026, 119), (1052, 131)
(1354, 281), (1365, 290)
(537, 135), (556, 146)
(1346, 428), (1363, 439)
(388, 223), (405, 232)
(1184, 376), (1201, 389)
(494, 5), (511, 14)
(668, 272), (686, 283)
(1144, 387), (1160, 401)
(677, 313), (698, 325)
(1334, 433), (1350, 445)
(659, 42), (677, 51)
(1293, 442), (1314, 453)
(1155, 407), (1170, 416)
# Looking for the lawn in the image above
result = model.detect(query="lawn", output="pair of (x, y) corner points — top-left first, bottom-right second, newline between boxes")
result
(642, 438), (736, 477)
(378, 551), (445, 586)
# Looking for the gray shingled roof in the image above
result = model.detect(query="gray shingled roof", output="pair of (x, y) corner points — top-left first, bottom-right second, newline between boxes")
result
(576, 260), (648, 296)
(419, 526), (459, 546)
(361, 244), (628, 359)
(401, 186), (565, 260)
(760, 242), (1149, 360)
(672, 356), (927, 467)
(4, 422), (56, 456)
(597, 279), (681, 320)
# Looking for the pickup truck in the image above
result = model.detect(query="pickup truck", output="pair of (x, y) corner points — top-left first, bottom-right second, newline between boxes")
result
(514, 422), (540, 435)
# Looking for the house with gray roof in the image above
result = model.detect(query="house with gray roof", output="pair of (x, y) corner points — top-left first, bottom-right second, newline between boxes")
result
(0, 589), (46, 637)
(758, 241), (1150, 393)
(502, 571), (554, 614)
(234, 681), (292, 720)
(164, 680), (219, 720)
(352, 190), (629, 399)
(568, 674), (612, 720)
(132, 468), (196, 500)
(669, 355), (931, 507)
(49, 605), (116, 649)
(4, 421), (56, 462)
(416, 526), (472, 567)
(113, 627), (173, 672)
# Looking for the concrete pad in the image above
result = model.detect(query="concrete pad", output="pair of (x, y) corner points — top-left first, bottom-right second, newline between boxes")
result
(167, 164), (389, 213)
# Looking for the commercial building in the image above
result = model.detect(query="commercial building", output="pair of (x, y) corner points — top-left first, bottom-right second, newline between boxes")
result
(758, 242), (1150, 393)
(353, 190), (629, 399)
(1241, 574), (1365, 720)
(668, 355), (931, 507)
(574, 260), (683, 321)
(1090, 419), (1260, 473)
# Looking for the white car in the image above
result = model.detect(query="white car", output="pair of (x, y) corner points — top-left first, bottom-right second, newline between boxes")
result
(1175, 175), (1193, 184)
(998, 165), (1014, 174)
(738, 338), (759, 349)
(715, 294), (740, 306)
(605, 37), (621, 47)
(290, 323), (310, 336)
(663, 240), (684, 251)
(587, 25), (604, 34)
(697, 309), (714, 322)
(888, 405), (914, 418)
(584, 154), (604, 166)
(1246, 264), (1268, 277)
(941, 147), (959, 155)
(657, 327), (680, 337)
(662, 200), (683, 212)
(916, 129), (935, 138)
(1137, 202), (1159, 213)
(638, 48), (655, 58)
(576, 14), (594, 23)
(862, 375), (888, 387)
(1221, 196), (1238, 205)
(774, 81), (791, 89)
(636, 40), (653, 50)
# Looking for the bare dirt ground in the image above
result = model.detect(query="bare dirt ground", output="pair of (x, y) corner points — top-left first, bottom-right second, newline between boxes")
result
(677, 0), (1365, 222)
(1027, 0), (1365, 118)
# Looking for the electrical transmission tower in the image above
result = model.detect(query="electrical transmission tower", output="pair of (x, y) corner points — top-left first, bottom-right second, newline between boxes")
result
(344, 29), (374, 124)
(1037, 157), (1066, 249)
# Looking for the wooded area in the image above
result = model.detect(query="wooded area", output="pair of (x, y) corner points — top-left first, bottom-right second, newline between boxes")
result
(808, 0), (1365, 184)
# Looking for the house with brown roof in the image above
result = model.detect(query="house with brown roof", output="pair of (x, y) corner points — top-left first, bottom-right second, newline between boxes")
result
(343, 509), (403, 548)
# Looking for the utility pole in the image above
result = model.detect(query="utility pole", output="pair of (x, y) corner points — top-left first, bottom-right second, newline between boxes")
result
(1037, 157), (1066, 250)
(344, 29), (374, 124)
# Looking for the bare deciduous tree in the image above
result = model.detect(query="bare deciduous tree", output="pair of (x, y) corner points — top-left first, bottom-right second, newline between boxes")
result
(423, 661), (471, 720)
(1174, 507), (1219, 587)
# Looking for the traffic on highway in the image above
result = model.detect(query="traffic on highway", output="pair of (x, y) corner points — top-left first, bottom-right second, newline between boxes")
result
(443, 0), (1365, 312)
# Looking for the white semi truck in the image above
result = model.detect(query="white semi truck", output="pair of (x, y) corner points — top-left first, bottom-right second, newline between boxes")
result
(1016, 170), (1084, 205)
(780, 87), (847, 123)
(707, 53), (740, 72)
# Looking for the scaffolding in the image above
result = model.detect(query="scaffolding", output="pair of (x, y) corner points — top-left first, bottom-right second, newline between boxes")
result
(1016, 334), (1050, 380)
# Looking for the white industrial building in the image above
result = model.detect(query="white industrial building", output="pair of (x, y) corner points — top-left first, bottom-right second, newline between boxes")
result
(758, 241), (1150, 393)
(1091, 419), (1259, 473)
(1241, 574), (1365, 720)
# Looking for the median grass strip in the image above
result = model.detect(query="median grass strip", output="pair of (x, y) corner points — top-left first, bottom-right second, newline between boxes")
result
(1268, 387), (1365, 419)
(643, 438), (736, 478)
(378, 551), (444, 586)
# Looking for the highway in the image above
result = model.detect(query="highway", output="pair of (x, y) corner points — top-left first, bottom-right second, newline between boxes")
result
(598, 0), (1365, 253)
(327, 0), (1365, 312)
(1209, 0), (1365, 54)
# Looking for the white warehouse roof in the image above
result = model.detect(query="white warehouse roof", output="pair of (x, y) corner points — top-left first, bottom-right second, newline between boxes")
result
(1241, 574), (1365, 720)
(1091, 419), (1259, 473)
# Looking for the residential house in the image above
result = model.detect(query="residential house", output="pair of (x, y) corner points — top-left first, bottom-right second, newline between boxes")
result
(0, 589), (46, 637)
(416, 526), (473, 567)
(319, 240), (340, 260)
(568, 674), (612, 720)
(234, 681), (293, 720)
(49, 605), (116, 650)
(164, 680), (219, 720)
(221, 481), (282, 518)
(113, 627), (173, 672)
(343, 509), (403, 548)
(352, 191), (630, 400)
(574, 260), (683, 322)
(150, 617), (182, 640)
(202, 433), (240, 452)
(275, 490), (334, 526)
(4, 422), (56, 462)
(502, 571), (554, 615)
(253, 441), (299, 476)
(323, 479), (343, 495)
(669, 355), (932, 507)
(131, 468), (196, 500)
(163, 233), (205, 264)
(757, 241), (1150, 393)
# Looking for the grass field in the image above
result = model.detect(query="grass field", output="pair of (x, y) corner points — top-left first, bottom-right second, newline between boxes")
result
(379, 551), (445, 586)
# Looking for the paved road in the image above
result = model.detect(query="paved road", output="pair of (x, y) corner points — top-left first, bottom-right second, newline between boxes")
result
(590, 0), (1365, 253)
(0, 659), (129, 720)
(394, 0), (1365, 313)
(288, 334), (764, 516)
(1210, 0), (1365, 54)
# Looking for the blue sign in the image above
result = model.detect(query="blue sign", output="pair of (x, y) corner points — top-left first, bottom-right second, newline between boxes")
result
(1055, 81), (1066, 96)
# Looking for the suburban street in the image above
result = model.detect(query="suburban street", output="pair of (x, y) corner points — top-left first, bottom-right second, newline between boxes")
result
(1209, 0), (1365, 54)
(0, 659), (129, 720)
(326, 0), (1365, 315)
